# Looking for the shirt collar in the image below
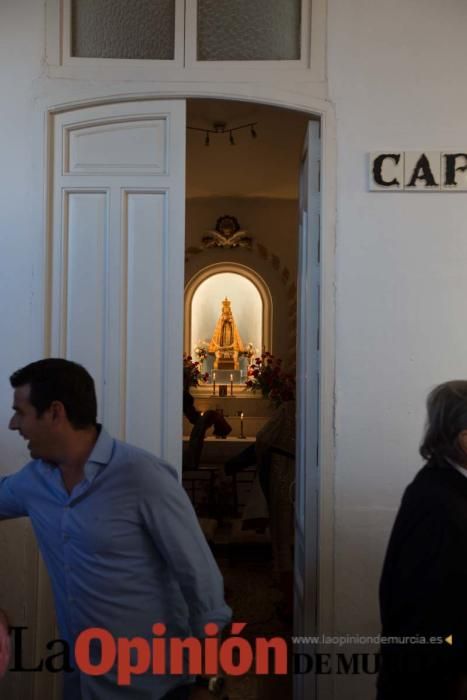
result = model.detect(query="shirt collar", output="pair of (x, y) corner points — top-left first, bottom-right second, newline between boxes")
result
(39, 425), (114, 481)
(445, 457), (467, 479)
(84, 425), (114, 480)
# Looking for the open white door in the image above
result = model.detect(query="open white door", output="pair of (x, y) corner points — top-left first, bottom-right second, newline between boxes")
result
(37, 99), (186, 700)
(48, 99), (186, 467)
(294, 120), (321, 700)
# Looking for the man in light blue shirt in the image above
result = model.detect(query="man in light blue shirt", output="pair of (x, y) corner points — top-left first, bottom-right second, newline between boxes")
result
(2, 358), (231, 699)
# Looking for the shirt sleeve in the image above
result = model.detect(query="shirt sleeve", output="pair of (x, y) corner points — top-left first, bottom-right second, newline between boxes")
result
(138, 458), (232, 637)
(0, 473), (28, 519)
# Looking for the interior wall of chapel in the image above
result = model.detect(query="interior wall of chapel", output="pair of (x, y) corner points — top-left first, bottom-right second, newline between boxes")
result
(185, 196), (299, 366)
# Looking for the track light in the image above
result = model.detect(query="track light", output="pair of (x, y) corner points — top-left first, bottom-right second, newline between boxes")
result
(187, 121), (258, 147)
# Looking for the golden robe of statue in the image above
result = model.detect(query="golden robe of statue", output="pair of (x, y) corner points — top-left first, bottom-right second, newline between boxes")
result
(209, 298), (245, 370)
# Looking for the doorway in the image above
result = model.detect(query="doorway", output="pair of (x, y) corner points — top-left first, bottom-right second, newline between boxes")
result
(182, 98), (319, 700)
(44, 94), (329, 700)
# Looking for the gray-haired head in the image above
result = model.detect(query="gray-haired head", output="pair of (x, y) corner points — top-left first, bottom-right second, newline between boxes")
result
(420, 380), (467, 464)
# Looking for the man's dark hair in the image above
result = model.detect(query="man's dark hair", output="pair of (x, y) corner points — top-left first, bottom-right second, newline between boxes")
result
(10, 358), (97, 429)
(420, 380), (467, 463)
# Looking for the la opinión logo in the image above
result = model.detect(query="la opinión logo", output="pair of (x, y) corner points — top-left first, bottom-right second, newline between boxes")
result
(11, 623), (425, 681)
(9, 623), (289, 683)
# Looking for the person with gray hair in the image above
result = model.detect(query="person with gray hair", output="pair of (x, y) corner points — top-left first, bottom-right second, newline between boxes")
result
(377, 380), (467, 700)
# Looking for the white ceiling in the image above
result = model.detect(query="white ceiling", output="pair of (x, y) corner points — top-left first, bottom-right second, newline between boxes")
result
(186, 99), (313, 199)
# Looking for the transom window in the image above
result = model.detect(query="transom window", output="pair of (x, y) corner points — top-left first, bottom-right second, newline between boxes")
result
(71, 0), (176, 60)
(196, 0), (301, 62)
(47, 0), (324, 80)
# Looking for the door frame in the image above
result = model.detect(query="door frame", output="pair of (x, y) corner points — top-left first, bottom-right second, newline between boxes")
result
(39, 86), (336, 700)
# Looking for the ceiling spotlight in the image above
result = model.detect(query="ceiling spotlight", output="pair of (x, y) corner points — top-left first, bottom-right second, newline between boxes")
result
(187, 120), (258, 146)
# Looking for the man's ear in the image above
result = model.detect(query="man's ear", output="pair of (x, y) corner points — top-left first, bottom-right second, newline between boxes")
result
(458, 430), (467, 456)
(49, 401), (67, 423)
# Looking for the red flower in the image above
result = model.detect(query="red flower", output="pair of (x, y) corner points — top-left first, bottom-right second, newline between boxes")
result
(244, 350), (295, 405)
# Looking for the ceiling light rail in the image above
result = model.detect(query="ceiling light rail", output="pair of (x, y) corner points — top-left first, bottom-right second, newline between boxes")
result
(187, 121), (258, 146)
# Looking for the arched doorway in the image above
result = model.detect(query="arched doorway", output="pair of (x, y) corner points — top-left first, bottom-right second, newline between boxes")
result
(38, 87), (333, 700)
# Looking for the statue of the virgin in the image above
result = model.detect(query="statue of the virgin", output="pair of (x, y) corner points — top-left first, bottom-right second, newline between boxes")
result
(209, 298), (245, 370)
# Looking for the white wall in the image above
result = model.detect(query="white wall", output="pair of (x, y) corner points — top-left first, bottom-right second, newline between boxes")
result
(3, 1), (467, 698)
(328, 1), (467, 697)
(0, 2), (48, 698)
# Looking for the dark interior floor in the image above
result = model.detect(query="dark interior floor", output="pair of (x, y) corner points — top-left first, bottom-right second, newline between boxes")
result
(214, 547), (293, 700)
(186, 470), (294, 699)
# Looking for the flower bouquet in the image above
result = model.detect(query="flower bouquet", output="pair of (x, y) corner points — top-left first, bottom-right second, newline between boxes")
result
(245, 351), (295, 405)
(245, 341), (259, 361)
(193, 340), (209, 364)
(183, 355), (209, 388)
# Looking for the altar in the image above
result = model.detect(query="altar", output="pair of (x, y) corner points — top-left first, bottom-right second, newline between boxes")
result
(212, 369), (241, 383)
(198, 357), (249, 384)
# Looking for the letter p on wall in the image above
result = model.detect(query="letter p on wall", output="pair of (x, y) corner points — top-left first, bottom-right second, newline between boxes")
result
(369, 152), (467, 191)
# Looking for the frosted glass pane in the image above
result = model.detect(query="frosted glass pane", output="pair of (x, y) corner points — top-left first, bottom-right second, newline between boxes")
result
(72, 0), (175, 60)
(197, 0), (301, 61)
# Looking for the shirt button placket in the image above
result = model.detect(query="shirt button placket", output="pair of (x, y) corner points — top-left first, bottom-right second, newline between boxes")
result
(62, 503), (74, 612)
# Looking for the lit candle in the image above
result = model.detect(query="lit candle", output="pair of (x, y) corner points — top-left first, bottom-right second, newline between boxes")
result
(240, 411), (245, 438)
(230, 374), (233, 396)
(212, 372), (216, 396)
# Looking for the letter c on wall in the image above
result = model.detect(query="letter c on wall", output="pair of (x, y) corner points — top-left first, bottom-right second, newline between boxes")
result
(371, 153), (402, 188)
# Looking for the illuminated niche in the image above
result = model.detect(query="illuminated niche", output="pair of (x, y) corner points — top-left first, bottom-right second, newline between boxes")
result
(185, 263), (272, 375)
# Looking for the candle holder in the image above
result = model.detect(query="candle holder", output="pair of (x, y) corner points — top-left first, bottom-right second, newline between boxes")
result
(212, 374), (216, 396)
